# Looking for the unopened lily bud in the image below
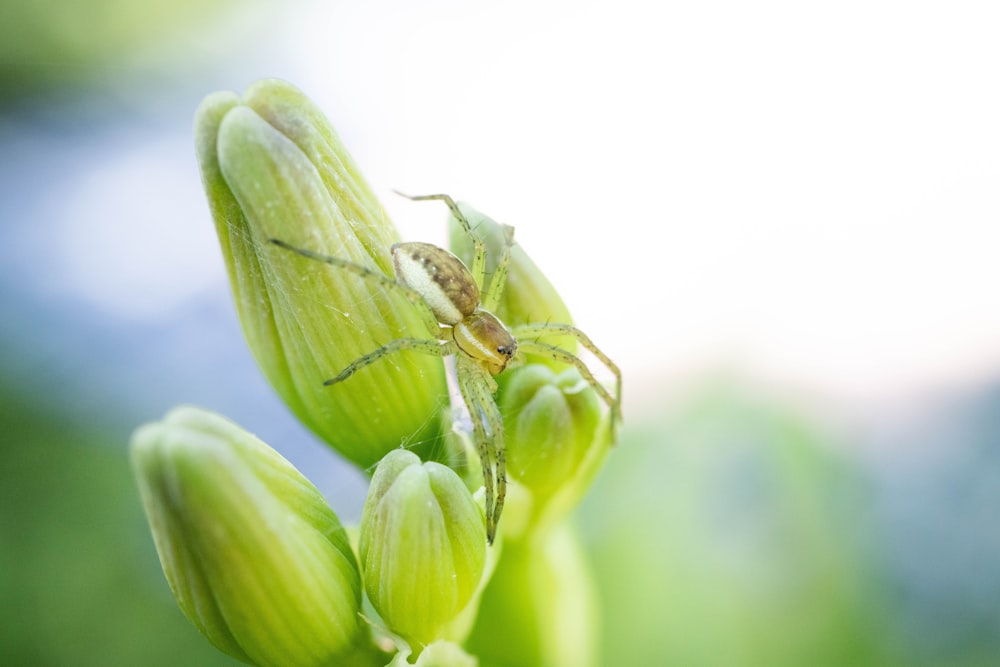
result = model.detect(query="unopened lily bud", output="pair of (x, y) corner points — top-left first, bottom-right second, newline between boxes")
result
(359, 449), (487, 648)
(130, 406), (375, 667)
(448, 203), (577, 359)
(500, 364), (611, 529)
(195, 79), (447, 469)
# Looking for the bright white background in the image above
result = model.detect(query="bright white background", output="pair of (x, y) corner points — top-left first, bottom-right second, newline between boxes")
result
(40, 0), (1000, 420)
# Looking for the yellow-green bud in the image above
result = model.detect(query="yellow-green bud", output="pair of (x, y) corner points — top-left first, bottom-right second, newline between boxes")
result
(359, 449), (487, 649)
(500, 364), (610, 531)
(195, 79), (447, 469)
(448, 203), (577, 360)
(130, 406), (374, 667)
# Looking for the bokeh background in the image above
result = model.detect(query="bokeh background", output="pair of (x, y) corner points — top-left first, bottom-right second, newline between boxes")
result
(2, 1), (999, 665)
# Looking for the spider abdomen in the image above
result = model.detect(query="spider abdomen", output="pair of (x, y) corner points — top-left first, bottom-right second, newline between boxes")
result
(392, 242), (479, 325)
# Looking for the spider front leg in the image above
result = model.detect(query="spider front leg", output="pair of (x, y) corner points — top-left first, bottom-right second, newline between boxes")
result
(456, 355), (505, 544)
(480, 223), (515, 313)
(513, 322), (623, 430)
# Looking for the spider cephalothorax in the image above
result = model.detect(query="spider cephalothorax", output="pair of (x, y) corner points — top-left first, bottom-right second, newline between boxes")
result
(272, 193), (621, 543)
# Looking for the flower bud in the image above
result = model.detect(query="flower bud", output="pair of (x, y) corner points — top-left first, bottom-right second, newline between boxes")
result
(448, 203), (577, 359)
(500, 364), (610, 530)
(130, 406), (373, 667)
(359, 449), (487, 648)
(195, 79), (447, 469)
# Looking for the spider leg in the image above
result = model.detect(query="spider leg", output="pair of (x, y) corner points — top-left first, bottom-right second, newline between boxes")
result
(513, 323), (623, 429)
(393, 191), (487, 293)
(481, 223), (515, 313)
(473, 368), (505, 544)
(325, 338), (455, 385)
(269, 239), (442, 335)
(455, 356), (504, 544)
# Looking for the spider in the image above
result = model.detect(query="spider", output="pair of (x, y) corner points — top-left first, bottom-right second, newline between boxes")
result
(271, 193), (622, 543)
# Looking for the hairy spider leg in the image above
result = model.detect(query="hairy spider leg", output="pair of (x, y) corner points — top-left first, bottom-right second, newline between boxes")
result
(480, 224), (515, 313)
(269, 239), (442, 335)
(393, 192), (488, 292)
(456, 354), (505, 544)
(324, 338), (456, 385)
(512, 323), (624, 430)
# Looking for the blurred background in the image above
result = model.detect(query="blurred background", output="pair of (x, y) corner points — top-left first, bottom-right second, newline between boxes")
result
(2, 0), (999, 665)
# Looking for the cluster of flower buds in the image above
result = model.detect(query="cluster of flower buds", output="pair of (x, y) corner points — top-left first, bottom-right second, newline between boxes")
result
(131, 79), (618, 666)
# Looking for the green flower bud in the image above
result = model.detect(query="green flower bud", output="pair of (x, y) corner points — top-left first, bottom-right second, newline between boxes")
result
(448, 203), (577, 360)
(195, 79), (447, 469)
(359, 449), (487, 649)
(130, 406), (377, 667)
(500, 364), (611, 534)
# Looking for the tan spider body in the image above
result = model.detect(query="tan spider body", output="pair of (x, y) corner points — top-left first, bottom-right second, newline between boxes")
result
(271, 193), (621, 543)
(393, 241), (517, 376)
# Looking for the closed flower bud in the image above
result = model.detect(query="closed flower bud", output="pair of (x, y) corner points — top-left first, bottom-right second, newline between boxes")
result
(359, 449), (487, 649)
(195, 79), (447, 469)
(500, 365), (611, 530)
(130, 406), (375, 667)
(448, 203), (577, 360)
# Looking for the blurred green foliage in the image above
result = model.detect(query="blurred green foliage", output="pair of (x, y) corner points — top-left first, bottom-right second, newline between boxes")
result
(0, 386), (241, 667)
(579, 382), (891, 666)
(0, 0), (240, 96)
(4, 367), (1000, 666)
